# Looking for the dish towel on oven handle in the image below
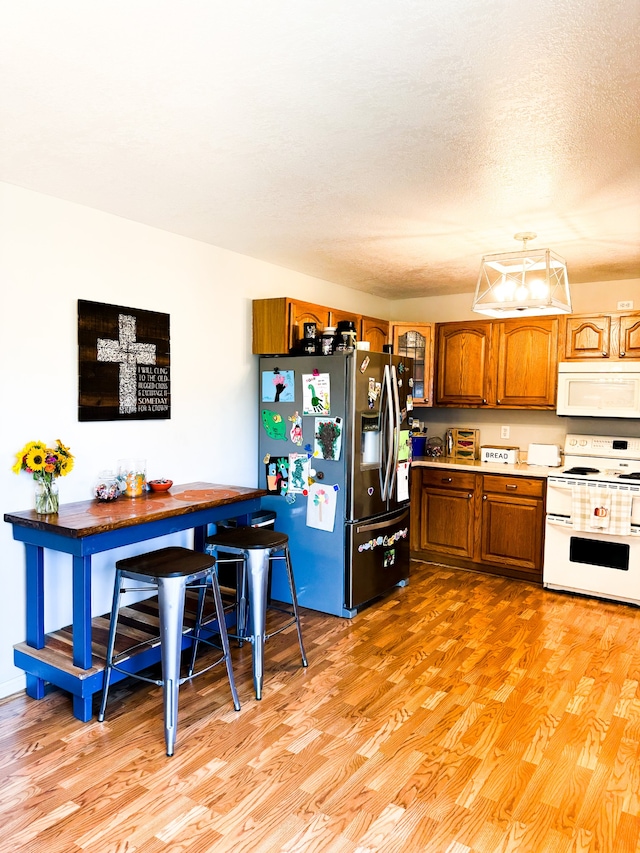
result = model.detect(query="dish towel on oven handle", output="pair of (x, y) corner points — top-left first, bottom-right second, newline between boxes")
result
(571, 484), (632, 535)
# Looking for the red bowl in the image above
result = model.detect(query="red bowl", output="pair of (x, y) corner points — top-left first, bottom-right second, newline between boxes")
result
(148, 479), (173, 492)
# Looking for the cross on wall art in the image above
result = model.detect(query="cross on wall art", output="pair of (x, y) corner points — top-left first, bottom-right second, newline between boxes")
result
(78, 299), (171, 421)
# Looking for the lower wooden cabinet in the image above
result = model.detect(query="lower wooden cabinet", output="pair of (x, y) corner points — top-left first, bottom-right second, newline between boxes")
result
(411, 467), (545, 582)
(479, 475), (544, 573)
(416, 469), (475, 559)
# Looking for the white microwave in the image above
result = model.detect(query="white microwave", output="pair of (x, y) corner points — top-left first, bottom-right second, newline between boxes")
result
(557, 362), (640, 418)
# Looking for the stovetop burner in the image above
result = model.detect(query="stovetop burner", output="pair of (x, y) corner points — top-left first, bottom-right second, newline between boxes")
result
(563, 467), (600, 475)
(618, 472), (640, 480)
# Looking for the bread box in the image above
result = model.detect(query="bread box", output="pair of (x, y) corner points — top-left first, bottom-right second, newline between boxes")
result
(480, 445), (519, 464)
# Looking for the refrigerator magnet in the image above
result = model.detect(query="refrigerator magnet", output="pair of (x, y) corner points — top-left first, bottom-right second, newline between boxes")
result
(359, 356), (370, 373)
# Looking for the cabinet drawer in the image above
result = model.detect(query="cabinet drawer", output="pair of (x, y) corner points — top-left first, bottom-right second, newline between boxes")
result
(421, 468), (476, 490)
(482, 475), (544, 497)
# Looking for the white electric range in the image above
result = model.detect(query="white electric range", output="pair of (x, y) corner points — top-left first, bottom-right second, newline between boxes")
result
(543, 434), (640, 606)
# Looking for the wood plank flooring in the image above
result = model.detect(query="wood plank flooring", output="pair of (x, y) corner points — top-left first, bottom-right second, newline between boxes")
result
(1, 561), (640, 853)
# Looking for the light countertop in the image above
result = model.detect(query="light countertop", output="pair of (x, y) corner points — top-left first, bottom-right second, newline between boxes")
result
(411, 456), (562, 479)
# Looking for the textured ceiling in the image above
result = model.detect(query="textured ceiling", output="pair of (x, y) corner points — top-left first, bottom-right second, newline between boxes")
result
(1, 1), (639, 299)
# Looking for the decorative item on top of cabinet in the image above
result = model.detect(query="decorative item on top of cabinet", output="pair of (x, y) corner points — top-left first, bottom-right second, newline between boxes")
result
(392, 323), (434, 405)
(563, 311), (640, 360)
(435, 316), (559, 408)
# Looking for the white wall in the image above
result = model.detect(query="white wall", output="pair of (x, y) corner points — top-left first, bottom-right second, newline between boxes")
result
(390, 279), (640, 323)
(0, 182), (391, 698)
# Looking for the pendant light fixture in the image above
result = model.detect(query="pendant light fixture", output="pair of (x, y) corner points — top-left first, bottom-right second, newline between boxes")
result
(472, 232), (571, 318)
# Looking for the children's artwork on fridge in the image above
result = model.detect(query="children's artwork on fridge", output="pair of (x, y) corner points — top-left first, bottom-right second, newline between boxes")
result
(398, 429), (411, 462)
(261, 409), (287, 440)
(396, 461), (410, 502)
(306, 482), (338, 532)
(288, 411), (303, 445)
(288, 453), (311, 493)
(314, 417), (342, 460)
(261, 370), (294, 403)
(265, 456), (289, 495)
(302, 373), (330, 415)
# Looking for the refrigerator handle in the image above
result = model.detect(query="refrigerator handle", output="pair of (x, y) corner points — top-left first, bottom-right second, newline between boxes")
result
(356, 507), (410, 534)
(389, 364), (401, 499)
(381, 364), (395, 500)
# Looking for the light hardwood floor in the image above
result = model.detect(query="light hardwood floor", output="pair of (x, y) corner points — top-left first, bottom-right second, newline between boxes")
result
(1, 561), (640, 853)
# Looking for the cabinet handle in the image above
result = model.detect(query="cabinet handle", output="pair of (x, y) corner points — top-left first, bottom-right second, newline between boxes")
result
(442, 477), (452, 483)
(496, 399), (501, 404)
(482, 494), (487, 500)
(602, 351), (609, 357)
(506, 484), (517, 489)
(469, 493), (473, 499)
(482, 399), (487, 404)
(620, 351), (626, 357)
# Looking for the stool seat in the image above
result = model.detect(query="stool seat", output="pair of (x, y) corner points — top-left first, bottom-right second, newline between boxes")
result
(116, 546), (217, 578)
(206, 527), (289, 551)
(98, 546), (240, 756)
(205, 526), (307, 700)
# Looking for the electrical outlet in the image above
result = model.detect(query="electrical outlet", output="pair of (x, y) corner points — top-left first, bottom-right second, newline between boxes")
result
(618, 300), (634, 310)
(500, 425), (510, 439)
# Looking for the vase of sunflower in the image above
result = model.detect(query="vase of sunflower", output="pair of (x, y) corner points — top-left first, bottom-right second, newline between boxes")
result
(12, 439), (74, 515)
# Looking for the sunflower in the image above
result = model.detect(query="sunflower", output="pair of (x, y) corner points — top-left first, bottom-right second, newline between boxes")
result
(25, 443), (48, 473)
(58, 453), (74, 476)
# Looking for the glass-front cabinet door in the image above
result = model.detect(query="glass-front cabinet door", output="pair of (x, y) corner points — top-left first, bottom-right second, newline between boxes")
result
(392, 323), (434, 405)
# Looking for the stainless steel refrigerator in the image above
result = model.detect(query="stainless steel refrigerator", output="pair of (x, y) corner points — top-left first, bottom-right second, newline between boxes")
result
(258, 351), (413, 617)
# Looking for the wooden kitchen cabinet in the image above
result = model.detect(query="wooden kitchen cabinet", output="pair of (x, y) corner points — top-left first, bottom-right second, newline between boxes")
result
(412, 466), (545, 583)
(479, 475), (544, 577)
(252, 297), (330, 354)
(434, 321), (491, 405)
(415, 468), (476, 560)
(392, 322), (435, 405)
(252, 298), (389, 355)
(361, 316), (389, 351)
(494, 318), (559, 407)
(563, 311), (640, 360)
(435, 317), (559, 409)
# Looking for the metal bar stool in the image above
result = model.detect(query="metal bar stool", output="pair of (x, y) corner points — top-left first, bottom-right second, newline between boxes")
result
(98, 546), (240, 756)
(204, 528), (308, 700)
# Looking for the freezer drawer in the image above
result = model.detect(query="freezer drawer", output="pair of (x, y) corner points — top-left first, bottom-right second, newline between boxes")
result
(346, 508), (410, 609)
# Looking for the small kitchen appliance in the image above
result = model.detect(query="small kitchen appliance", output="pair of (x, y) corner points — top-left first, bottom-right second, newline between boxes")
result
(556, 362), (640, 419)
(543, 433), (640, 605)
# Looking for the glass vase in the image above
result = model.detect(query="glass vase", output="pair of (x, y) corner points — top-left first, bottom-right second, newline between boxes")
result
(35, 478), (59, 514)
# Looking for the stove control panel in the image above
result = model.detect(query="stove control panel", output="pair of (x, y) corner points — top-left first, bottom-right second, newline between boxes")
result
(564, 434), (640, 460)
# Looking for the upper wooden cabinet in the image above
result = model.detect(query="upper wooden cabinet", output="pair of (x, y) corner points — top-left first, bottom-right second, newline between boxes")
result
(392, 323), (435, 405)
(434, 321), (491, 406)
(361, 316), (390, 352)
(252, 298), (389, 355)
(563, 311), (640, 360)
(435, 317), (559, 409)
(494, 317), (559, 407)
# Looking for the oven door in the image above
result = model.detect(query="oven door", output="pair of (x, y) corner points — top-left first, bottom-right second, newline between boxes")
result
(543, 514), (640, 605)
